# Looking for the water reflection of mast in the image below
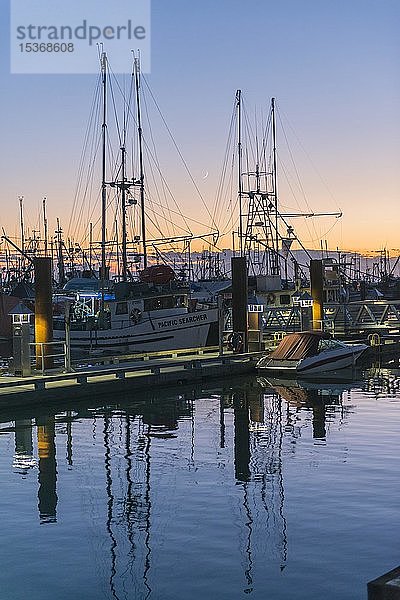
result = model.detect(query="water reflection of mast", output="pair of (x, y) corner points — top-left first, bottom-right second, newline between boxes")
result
(66, 411), (73, 467)
(233, 386), (289, 584)
(142, 422), (152, 599)
(276, 398), (288, 569)
(103, 414), (119, 600)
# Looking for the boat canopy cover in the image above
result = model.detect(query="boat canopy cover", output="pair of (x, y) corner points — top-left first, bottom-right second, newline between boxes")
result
(269, 331), (331, 361)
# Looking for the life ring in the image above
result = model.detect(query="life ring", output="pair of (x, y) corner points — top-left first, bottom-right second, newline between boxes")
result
(267, 293), (275, 305)
(227, 332), (244, 353)
(129, 308), (142, 325)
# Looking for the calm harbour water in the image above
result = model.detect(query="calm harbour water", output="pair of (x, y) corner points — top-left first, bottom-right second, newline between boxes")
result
(0, 368), (399, 600)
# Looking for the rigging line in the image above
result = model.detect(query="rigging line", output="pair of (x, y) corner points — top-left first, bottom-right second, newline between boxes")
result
(70, 89), (103, 242)
(277, 106), (341, 212)
(211, 97), (237, 227)
(141, 75), (218, 234)
(213, 116), (235, 214)
(141, 152), (175, 240)
(255, 105), (260, 166)
(74, 119), (120, 246)
(145, 208), (193, 239)
(141, 88), (176, 239)
(68, 74), (102, 239)
(276, 110), (316, 215)
(72, 134), (102, 243)
(145, 199), (214, 231)
(219, 158), (240, 236)
(276, 157), (316, 245)
(242, 104), (258, 169)
(260, 107), (272, 168)
(140, 85), (176, 234)
(123, 99), (194, 236)
(107, 63), (136, 148)
(300, 218), (341, 244)
(107, 67), (123, 147)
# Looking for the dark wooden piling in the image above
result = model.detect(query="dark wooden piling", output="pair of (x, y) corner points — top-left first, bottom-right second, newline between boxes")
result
(34, 258), (53, 370)
(232, 256), (248, 351)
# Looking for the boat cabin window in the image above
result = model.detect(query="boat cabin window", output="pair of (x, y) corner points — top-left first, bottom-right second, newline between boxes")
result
(144, 296), (174, 311)
(143, 295), (187, 311)
(116, 302), (128, 315)
(279, 294), (291, 305)
(176, 295), (187, 307)
(318, 338), (346, 352)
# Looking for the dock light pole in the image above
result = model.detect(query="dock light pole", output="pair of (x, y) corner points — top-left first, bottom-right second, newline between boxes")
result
(248, 300), (263, 352)
(9, 303), (33, 377)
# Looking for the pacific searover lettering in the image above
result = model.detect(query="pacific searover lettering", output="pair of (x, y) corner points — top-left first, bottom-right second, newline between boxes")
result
(16, 20), (146, 46)
(157, 314), (208, 329)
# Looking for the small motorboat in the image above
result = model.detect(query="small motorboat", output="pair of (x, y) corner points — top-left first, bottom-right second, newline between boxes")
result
(256, 331), (368, 376)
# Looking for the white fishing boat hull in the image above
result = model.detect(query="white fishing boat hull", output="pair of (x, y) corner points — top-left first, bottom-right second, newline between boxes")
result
(54, 308), (218, 354)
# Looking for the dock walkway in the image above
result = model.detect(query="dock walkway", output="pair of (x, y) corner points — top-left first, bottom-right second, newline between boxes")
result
(0, 347), (261, 409)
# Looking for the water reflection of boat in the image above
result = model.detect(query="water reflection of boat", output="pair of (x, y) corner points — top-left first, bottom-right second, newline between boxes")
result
(256, 331), (368, 376)
(257, 375), (360, 441)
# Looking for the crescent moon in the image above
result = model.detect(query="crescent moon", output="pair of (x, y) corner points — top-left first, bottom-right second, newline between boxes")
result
(202, 171), (209, 179)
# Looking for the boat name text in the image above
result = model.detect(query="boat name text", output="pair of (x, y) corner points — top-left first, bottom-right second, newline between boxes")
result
(157, 314), (208, 329)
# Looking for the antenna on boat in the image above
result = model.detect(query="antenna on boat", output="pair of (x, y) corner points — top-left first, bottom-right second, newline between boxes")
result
(133, 54), (147, 269)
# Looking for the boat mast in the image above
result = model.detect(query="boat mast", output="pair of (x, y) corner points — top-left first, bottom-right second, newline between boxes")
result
(19, 195), (25, 254)
(271, 98), (280, 275)
(134, 57), (147, 269)
(121, 145), (128, 280)
(237, 90), (243, 256)
(101, 51), (108, 288)
(55, 218), (65, 286)
(89, 222), (93, 275)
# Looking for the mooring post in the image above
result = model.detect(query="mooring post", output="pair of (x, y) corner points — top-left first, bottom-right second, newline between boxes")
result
(310, 259), (324, 331)
(231, 256), (248, 352)
(34, 257), (53, 370)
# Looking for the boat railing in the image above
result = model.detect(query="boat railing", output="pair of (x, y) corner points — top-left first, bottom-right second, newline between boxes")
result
(30, 341), (69, 375)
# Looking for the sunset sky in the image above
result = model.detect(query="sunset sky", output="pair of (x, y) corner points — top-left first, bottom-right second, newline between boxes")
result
(0, 0), (399, 255)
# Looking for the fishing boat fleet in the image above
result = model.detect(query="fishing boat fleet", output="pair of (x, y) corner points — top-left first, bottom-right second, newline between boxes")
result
(1, 52), (399, 368)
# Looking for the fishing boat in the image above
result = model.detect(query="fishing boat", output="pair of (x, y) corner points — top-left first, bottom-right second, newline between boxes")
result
(53, 267), (218, 354)
(52, 53), (220, 354)
(256, 331), (367, 375)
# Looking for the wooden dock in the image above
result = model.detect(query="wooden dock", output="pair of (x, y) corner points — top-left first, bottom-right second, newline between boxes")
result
(0, 347), (261, 410)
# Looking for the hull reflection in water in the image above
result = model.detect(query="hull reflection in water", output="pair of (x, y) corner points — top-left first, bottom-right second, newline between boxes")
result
(0, 367), (399, 600)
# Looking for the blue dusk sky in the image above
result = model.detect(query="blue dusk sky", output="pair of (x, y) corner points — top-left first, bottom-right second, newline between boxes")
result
(0, 0), (399, 253)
